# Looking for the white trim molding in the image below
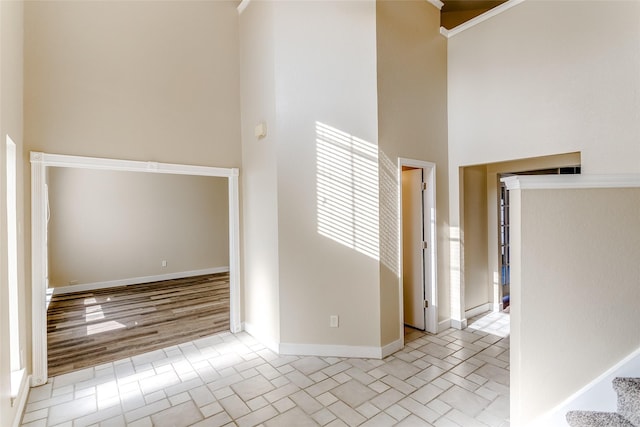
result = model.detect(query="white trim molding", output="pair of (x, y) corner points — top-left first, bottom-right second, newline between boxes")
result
(51, 267), (230, 295)
(441, 0), (525, 38)
(11, 373), (31, 427)
(243, 322), (280, 354)
(397, 158), (438, 336)
(382, 339), (403, 358)
(426, 0), (444, 11)
(465, 303), (492, 320)
(242, 324), (403, 360)
(30, 152), (242, 385)
(438, 318), (452, 333)
(450, 318), (467, 330)
(280, 342), (389, 360)
(503, 174), (640, 191)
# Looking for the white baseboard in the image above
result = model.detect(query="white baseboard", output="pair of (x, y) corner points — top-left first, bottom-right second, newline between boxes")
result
(12, 374), (31, 427)
(51, 267), (230, 295)
(450, 318), (467, 330)
(279, 342), (387, 359)
(438, 318), (451, 332)
(465, 303), (492, 319)
(243, 322), (280, 354)
(243, 322), (402, 360)
(381, 338), (403, 358)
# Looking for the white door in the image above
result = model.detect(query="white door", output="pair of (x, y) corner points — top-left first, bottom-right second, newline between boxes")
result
(402, 168), (426, 330)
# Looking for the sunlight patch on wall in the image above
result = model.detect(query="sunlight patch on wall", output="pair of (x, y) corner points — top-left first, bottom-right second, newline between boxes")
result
(316, 122), (379, 260)
(378, 151), (400, 276)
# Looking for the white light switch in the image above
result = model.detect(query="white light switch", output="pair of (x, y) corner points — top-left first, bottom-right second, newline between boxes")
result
(329, 315), (339, 328)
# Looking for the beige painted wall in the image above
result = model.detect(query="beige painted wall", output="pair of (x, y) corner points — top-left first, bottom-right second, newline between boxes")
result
(448, 0), (640, 323)
(24, 0), (241, 167)
(511, 186), (640, 424)
(460, 153), (581, 314)
(462, 165), (488, 311)
(22, 0), (242, 372)
(47, 168), (229, 287)
(238, 0), (281, 348)
(273, 0), (381, 347)
(0, 0), (27, 425)
(376, 0), (449, 340)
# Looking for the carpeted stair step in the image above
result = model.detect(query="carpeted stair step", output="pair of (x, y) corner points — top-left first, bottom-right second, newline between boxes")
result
(566, 410), (635, 427)
(613, 377), (640, 426)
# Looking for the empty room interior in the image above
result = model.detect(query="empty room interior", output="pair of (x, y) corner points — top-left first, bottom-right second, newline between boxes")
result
(1, 0), (640, 426)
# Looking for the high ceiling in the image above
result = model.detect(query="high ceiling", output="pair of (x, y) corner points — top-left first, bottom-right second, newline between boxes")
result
(441, 0), (507, 29)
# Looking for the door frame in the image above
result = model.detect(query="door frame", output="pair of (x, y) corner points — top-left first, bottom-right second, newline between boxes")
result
(398, 158), (437, 337)
(30, 152), (241, 386)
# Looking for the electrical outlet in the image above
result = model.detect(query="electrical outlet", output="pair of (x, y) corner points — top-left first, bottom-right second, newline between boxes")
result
(329, 315), (339, 328)
(162, 260), (167, 267)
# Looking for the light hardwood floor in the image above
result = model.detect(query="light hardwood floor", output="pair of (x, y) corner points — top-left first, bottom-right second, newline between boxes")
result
(47, 273), (230, 377)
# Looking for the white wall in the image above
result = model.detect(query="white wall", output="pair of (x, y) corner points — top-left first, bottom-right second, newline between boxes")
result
(47, 168), (229, 287)
(447, 0), (640, 323)
(509, 182), (640, 425)
(0, 0), (28, 425)
(24, 0), (241, 167)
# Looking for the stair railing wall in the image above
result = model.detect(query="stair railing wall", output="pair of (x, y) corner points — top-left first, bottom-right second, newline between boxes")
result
(502, 175), (640, 426)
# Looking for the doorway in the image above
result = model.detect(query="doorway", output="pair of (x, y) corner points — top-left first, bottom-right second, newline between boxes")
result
(498, 165), (581, 308)
(399, 158), (437, 334)
(459, 152), (581, 321)
(30, 152), (241, 386)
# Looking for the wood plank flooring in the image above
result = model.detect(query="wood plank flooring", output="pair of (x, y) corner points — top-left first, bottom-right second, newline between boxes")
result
(47, 273), (230, 377)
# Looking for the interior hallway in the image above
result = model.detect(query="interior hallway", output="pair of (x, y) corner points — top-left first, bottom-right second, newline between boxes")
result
(22, 311), (509, 426)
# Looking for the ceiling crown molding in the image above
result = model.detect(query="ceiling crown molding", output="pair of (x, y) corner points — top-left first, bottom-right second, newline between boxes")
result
(502, 174), (640, 191)
(426, 0), (445, 11)
(441, 0), (525, 38)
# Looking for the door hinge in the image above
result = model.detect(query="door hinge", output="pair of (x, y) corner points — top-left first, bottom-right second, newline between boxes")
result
(422, 182), (427, 191)
(424, 300), (429, 308)
(422, 241), (428, 250)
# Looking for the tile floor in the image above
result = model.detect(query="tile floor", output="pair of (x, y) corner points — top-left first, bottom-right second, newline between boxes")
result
(21, 311), (509, 427)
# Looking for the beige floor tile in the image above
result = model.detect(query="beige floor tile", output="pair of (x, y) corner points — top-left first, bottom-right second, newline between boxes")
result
(331, 380), (377, 408)
(360, 412), (396, 427)
(328, 400), (366, 426)
(150, 400), (203, 427)
(235, 404), (278, 427)
(231, 374), (275, 401)
(22, 311), (509, 427)
(438, 385), (490, 417)
(265, 407), (317, 427)
(291, 356), (330, 375)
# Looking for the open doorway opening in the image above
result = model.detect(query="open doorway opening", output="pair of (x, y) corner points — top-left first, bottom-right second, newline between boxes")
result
(498, 165), (581, 309)
(399, 158), (437, 335)
(31, 152), (241, 385)
(460, 152), (581, 323)
(44, 168), (232, 376)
